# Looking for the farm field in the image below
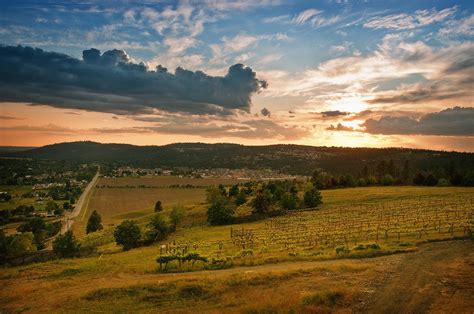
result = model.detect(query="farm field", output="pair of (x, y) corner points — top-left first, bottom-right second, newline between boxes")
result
(72, 176), (239, 236)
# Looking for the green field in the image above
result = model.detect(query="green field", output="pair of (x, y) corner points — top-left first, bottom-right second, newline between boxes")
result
(1, 184), (473, 313)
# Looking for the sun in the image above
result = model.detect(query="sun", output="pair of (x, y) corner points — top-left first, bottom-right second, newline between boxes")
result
(328, 96), (368, 113)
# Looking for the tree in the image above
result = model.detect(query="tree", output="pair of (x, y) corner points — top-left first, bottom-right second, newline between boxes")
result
(280, 192), (298, 210)
(413, 173), (426, 185)
(462, 171), (474, 186)
(54, 207), (65, 216)
(402, 160), (410, 184)
(17, 217), (48, 249)
(311, 170), (325, 189)
(46, 201), (59, 213)
(424, 174), (438, 186)
(146, 213), (170, 242)
(303, 188), (322, 208)
(114, 220), (141, 250)
(207, 196), (234, 225)
(228, 184), (239, 197)
(381, 174), (395, 186)
(53, 230), (81, 258)
(154, 200), (163, 212)
(8, 232), (36, 257)
(206, 186), (222, 204)
(235, 190), (247, 206)
(169, 205), (185, 231)
(251, 190), (272, 214)
(366, 176), (377, 185)
(86, 210), (103, 234)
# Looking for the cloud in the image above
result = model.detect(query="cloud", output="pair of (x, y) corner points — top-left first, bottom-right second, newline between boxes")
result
(321, 110), (349, 117)
(145, 119), (310, 140)
(361, 107), (474, 136)
(364, 6), (457, 30)
(0, 45), (267, 116)
(439, 14), (474, 37)
(291, 9), (340, 28)
(293, 9), (322, 25)
(203, 0), (282, 11)
(260, 107), (271, 117)
(326, 123), (354, 132)
(0, 115), (22, 120)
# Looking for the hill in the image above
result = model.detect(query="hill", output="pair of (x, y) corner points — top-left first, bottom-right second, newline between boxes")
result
(2, 141), (474, 175)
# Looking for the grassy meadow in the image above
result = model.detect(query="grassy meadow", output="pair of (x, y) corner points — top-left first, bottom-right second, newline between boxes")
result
(1, 178), (473, 313)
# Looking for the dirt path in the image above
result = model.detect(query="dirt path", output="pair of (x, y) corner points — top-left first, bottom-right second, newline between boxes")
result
(360, 240), (474, 313)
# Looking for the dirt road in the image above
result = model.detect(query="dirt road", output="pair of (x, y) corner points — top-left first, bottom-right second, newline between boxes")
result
(360, 239), (474, 313)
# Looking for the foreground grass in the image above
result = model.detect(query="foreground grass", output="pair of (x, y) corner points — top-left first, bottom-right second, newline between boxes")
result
(2, 240), (473, 313)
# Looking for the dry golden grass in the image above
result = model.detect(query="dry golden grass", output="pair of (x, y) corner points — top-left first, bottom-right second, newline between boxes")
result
(1, 240), (472, 313)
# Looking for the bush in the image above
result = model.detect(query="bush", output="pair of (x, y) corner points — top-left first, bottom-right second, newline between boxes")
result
(114, 220), (141, 250)
(146, 214), (170, 242)
(86, 210), (103, 234)
(424, 174), (438, 186)
(335, 246), (350, 255)
(52, 230), (81, 258)
(437, 178), (450, 187)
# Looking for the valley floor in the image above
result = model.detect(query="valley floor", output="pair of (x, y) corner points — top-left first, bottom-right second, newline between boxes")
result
(1, 239), (473, 313)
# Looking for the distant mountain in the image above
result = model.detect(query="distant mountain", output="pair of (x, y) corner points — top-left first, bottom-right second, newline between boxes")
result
(2, 141), (473, 175)
(0, 146), (37, 153)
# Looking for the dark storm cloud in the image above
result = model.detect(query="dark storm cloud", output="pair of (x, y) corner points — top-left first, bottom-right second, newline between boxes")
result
(0, 45), (267, 115)
(362, 107), (474, 136)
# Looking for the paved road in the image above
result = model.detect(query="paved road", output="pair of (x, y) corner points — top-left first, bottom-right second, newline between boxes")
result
(60, 171), (100, 234)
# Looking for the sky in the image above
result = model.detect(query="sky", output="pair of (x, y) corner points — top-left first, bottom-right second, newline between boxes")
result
(0, 0), (473, 151)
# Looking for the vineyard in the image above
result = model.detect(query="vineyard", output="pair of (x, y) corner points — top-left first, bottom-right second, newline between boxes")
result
(160, 194), (474, 267)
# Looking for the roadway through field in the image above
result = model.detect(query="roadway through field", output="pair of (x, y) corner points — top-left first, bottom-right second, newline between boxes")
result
(52, 171), (99, 239)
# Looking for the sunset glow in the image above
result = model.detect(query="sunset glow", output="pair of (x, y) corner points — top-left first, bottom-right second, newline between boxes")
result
(0, 1), (473, 151)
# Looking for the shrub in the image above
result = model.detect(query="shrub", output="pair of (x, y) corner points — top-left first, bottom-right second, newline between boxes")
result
(114, 220), (141, 250)
(366, 243), (380, 250)
(301, 291), (344, 307)
(437, 178), (450, 187)
(335, 246), (350, 255)
(146, 214), (170, 242)
(53, 230), (81, 258)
